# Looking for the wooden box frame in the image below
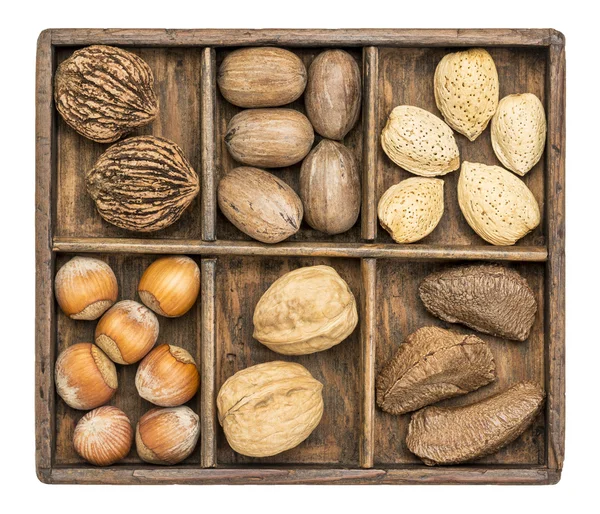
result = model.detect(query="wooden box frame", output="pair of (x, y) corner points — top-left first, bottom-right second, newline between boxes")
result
(35, 29), (565, 485)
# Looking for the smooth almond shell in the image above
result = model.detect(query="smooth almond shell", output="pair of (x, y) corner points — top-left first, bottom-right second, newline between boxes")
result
(378, 177), (444, 243)
(55, 256), (118, 320)
(305, 49), (361, 140)
(253, 265), (358, 355)
(218, 47), (307, 108)
(138, 256), (200, 317)
(434, 48), (499, 141)
(218, 166), (303, 243)
(491, 93), (547, 176)
(300, 140), (361, 234)
(95, 300), (159, 364)
(225, 108), (314, 168)
(381, 106), (459, 177)
(73, 406), (133, 466)
(135, 344), (200, 407)
(458, 161), (540, 245)
(55, 343), (118, 410)
(136, 406), (200, 465)
(217, 361), (324, 457)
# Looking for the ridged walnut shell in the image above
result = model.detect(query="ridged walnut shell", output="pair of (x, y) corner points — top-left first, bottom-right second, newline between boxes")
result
(381, 106), (460, 177)
(407, 381), (545, 465)
(217, 361), (324, 457)
(419, 264), (537, 341)
(54, 45), (158, 143)
(491, 93), (547, 176)
(378, 177), (444, 244)
(218, 166), (303, 243)
(305, 50), (361, 140)
(86, 136), (199, 232)
(300, 140), (361, 234)
(458, 161), (540, 245)
(253, 265), (358, 355)
(218, 47), (307, 108)
(434, 48), (499, 141)
(376, 327), (496, 415)
(225, 108), (314, 168)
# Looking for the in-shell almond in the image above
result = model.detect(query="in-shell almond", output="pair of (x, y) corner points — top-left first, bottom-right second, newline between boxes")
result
(253, 265), (358, 355)
(458, 161), (540, 245)
(434, 48), (499, 141)
(378, 177), (444, 244)
(491, 93), (547, 176)
(225, 108), (314, 168)
(407, 381), (545, 465)
(376, 327), (496, 415)
(217, 47), (307, 108)
(381, 106), (459, 177)
(305, 49), (362, 140)
(218, 167), (303, 243)
(300, 140), (361, 235)
(217, 361), (324, 457)
(86, 136), (199, 232)
(54, 45), (158, 143)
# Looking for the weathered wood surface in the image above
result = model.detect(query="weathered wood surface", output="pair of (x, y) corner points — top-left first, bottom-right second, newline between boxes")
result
(201, 48), (217, 242)
(361, 47), (378, 240)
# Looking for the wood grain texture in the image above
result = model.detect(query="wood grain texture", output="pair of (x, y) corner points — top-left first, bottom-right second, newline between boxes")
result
(360, 259), (376, 468)
(200, 258), (217, 467)
(376, 47), (547, 247)
(215, 256), (360, 465)
(53, 238), (548, 261)
(361, 47), (378, 240)
(201, 48), (217, 241)
(53, 254), (202, 466)
(374, 260), (546, 466)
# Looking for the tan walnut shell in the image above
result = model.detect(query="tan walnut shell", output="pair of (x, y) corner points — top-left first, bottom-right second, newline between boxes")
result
(86, 136), (199, 232)
(381, 106), (459, 177)
(378, 177), (444, 243)
(434, 48), (499, 141)
(305, 49), (362, 140)
(54, 45), (158, 143)
(217, 361), (324, 457)
(217, 47), (307, 108)
(218, 166), (303, 243)
(253, 265), (358, 355)
(491, 93), (547, 176)
(299, 140), (361, 235)
(225, 108), (314, 168)
(458, 161), (540, 246)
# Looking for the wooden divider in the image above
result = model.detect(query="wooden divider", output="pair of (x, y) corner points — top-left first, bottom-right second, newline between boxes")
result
(201, 48), (217, 242)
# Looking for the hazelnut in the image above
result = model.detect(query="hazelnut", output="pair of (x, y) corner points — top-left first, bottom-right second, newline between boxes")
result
(95, 300), (159, 365)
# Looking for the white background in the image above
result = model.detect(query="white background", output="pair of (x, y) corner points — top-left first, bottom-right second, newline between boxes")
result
(1, 0), (597, 512)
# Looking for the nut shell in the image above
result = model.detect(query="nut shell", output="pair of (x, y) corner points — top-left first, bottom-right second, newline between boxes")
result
(491, 93), (547, 176)
(138, 256), (200, 317)
(381, 106), (459, 177)
(378, 177), (444, 244)
(55, 256), (118, 320)
(225, 108), (314, 168)
(73, 406), (133, 466)
(217, 361), (324, 457)
(218, 47), (307, 108)
(253, 265), (358, 355)
(305, 50), (361, 140)
(135, 344), (200, 407)
(136, 406), (200, 465)
(95, 300), (159, 364)
(300, 140), (361, 234)
(218, 167), (303, 243)
(434, 48), (499, 141)
(406, 381), (545, 465)
(54, 45), (158, 143)
(55, 343), (118, 410)
(86, 136), (199, 232)
(458, 161), (540, 245)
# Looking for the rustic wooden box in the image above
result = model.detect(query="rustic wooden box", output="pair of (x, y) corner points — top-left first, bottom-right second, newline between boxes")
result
(35, 29), (565, 485)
